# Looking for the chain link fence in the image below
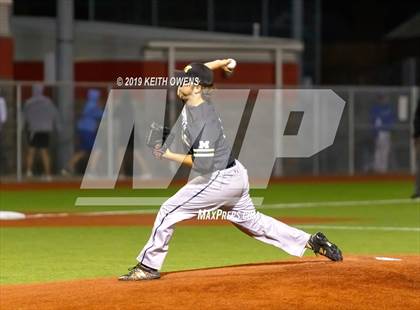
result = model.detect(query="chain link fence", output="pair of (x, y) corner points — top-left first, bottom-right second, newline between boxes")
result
(0, 82), (418, 181)
(285, 86), (418, 176)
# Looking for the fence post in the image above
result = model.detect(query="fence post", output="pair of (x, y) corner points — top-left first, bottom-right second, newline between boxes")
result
(348, 88), (355, 175)
(410, 86), (418, 174)
(107, 85), (114, 179)
(274, 48), (283, 177)
(16, 84), (22, 181)
(313, 91), (320, 175)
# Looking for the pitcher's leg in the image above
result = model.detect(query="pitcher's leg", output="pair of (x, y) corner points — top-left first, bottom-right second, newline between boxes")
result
(231, 162), (342, 261)
(230, 207), (310, 257)
(137, 204), (194, 270)
(230, 196), (345, 260)
(136, 172), (223, 270)
(227, 164), (310, 257)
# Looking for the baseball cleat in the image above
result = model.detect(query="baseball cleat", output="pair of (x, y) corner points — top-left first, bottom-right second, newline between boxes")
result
(307, 232), (343, 261)
(118, 263), (161, 281)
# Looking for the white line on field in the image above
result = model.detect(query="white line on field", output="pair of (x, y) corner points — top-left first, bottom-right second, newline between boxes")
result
(75, 197), (167, 206)
(26, 209), (158, 219)
(75, 197), (265, 206)
(296, 225), (420, 232)
(19, 213), (420, 232)
(260, 198), (419, 209)
(75, 197), (418, 208)
(6, 211), (420, 232)
(84, 209), (158, 215)
(27, 212), (71, 218)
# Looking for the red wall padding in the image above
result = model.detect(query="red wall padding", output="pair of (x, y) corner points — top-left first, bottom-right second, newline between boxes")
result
(0, 37), (14, 79)
(14, 60), (298, 85)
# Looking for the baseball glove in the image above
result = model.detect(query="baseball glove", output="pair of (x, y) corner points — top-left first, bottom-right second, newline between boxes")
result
(146, 122), (175, 157)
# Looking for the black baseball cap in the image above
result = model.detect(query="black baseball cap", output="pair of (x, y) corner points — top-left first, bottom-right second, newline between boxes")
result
(174, 63), (214, 87)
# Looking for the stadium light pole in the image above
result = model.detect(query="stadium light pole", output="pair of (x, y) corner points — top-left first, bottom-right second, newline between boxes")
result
(261, 0), (269, 36)
(315, 0), (322, 84)
(56, 0), (75, 170)
(88, 0), (95, 21)
(151, 0), (158, 26)
(207, 0), (214, 31)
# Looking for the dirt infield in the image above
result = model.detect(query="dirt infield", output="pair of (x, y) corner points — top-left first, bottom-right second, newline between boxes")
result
(1, 256), (419, 310)
(0, 213), (356, 227)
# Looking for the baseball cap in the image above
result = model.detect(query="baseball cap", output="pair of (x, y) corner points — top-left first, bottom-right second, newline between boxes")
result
(174, 63), (214, 87)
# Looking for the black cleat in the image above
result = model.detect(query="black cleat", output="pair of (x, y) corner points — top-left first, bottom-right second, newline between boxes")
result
(118, 263), (161, 281)
(308, 232), (343, 262)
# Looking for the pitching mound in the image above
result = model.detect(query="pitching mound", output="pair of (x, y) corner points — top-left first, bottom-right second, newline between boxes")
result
(1, 256), (419, 309)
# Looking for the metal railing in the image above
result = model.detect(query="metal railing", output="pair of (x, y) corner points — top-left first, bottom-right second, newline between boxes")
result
(0, 81), (418, 181)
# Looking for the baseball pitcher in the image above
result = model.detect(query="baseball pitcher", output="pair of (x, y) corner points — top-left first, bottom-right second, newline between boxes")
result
(119, 60), (343, 281)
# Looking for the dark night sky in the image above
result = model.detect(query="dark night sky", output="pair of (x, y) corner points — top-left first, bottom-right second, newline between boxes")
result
(13, 0), (420, 43)
(322, 0), (420, 42)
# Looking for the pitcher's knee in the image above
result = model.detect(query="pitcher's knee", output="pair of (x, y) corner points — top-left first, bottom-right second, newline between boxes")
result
(158, 199), (178, 215)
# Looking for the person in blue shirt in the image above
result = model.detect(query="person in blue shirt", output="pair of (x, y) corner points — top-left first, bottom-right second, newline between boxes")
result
(62, 89), (103, 174)
(370, 95), (396, 173)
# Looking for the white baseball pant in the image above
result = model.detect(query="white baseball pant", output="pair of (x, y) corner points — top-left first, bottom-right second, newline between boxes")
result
(373, 131), (391, 173)
(137, 160), (311, 270)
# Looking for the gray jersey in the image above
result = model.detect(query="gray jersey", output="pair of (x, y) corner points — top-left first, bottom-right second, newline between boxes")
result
(137, 99), (312, 273)
(180, 101), (234, 174)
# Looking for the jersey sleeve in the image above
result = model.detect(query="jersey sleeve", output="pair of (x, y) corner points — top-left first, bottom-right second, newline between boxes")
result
(191, 119), (220, 173)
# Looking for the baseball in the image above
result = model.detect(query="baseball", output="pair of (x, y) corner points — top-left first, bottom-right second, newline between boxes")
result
(227, 58), (237, 70)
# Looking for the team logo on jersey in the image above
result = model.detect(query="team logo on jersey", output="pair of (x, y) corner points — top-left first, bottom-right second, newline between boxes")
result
(199, 140), (210, 149)
(194, 140), (214, 157)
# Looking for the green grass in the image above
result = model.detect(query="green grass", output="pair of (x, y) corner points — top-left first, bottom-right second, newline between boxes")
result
(0, 180), (412, 213)
(1, 180), (419, 285)
(262, 203), (419, 227)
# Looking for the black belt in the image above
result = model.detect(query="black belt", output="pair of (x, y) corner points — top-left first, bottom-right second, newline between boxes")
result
(226, 160), (236, 169)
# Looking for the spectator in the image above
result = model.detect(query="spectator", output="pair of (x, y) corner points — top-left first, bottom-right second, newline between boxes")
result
(0, 90), (7, 174)
(370, 95), (396, 173)
(412, 100), (420, 199)
(23, 84), (61, 180)
(62, 89), (103, 174)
